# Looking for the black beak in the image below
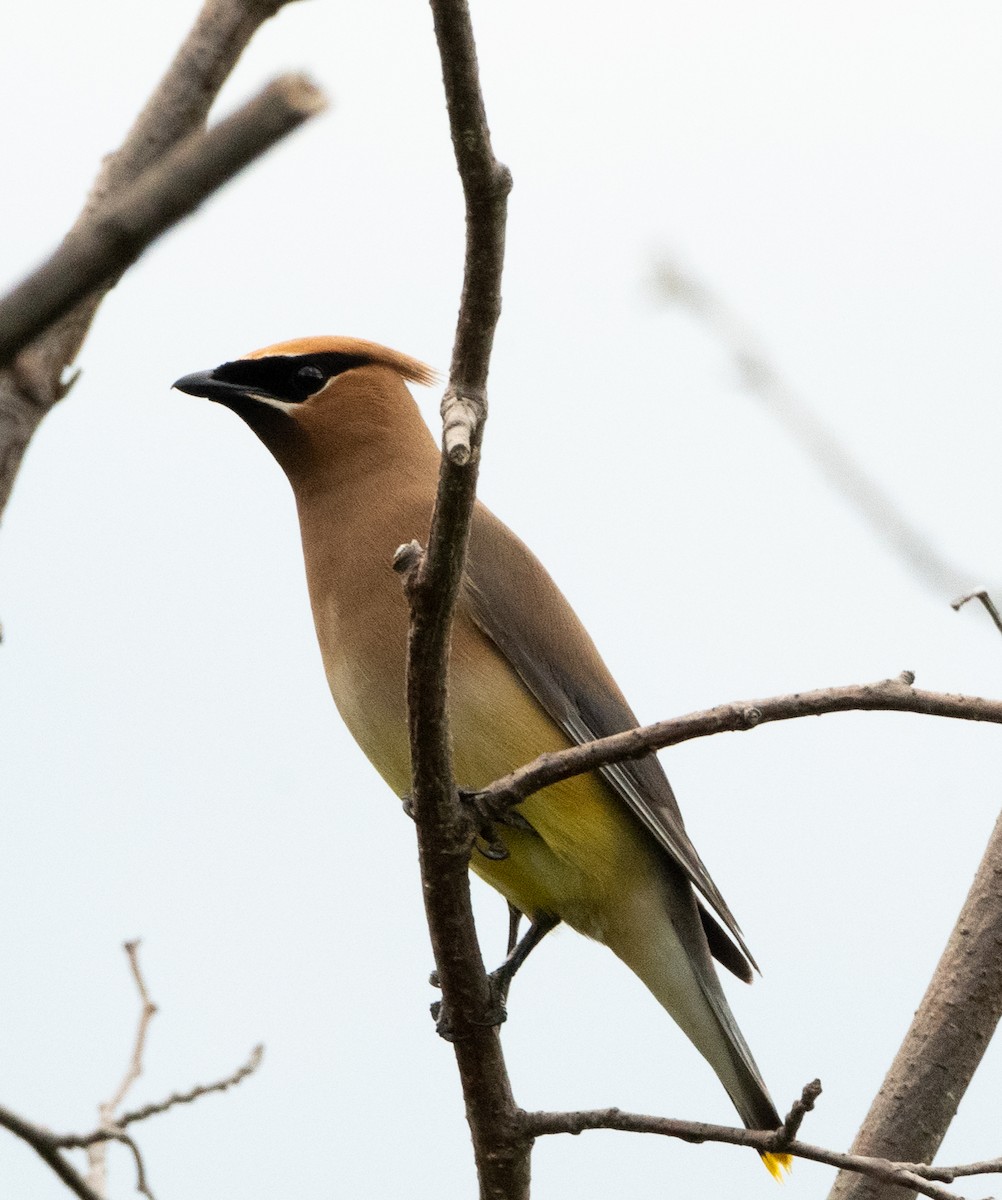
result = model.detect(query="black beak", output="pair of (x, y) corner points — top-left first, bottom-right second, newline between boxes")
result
(172, 368), (258, 405)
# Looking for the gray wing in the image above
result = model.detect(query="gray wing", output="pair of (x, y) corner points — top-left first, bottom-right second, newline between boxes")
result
(464, 505), (757, 982)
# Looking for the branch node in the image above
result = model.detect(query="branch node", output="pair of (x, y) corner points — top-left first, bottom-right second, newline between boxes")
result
(771, 1078), (822, 1149)
(952, 589), (1002, 638)
(741, 705), (763, 727)
(393, 540), (425, 601)
(897, 669), (916, 687)
(393, 539), (425, 575)
(441, 387), (487, 465)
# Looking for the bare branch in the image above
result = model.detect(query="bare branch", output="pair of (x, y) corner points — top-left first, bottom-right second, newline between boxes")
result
(916, 1157), (1002, 1184)
(0, 0), (304, 526)
(777, 1078), (823, 1146)
(650, 256), (974, 598)
(111, 1133), (155, 1200)
(50, 1046), (265, 1150)
(429, 0), (512, 463)
(522, 1106), (981, 1200)
(86, 940), (159, 1195)
(0, 941), (262, 1200)
(402, 2), (520, 1199)
(952, 590), (1002, 639)
(116, 1044), (264, 1129)
(828, 808), (1002, 1200)
(0, 75), (325, 368)
(0, 1105), (104, 1200)
(474, 674), (1002, 815)
(107, 941), (158, 1114)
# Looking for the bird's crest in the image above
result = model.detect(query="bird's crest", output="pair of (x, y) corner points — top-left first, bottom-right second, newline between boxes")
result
(243, 336), (438, 388)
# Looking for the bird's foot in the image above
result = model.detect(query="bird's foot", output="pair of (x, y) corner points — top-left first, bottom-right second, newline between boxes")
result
(429, 980), (507, 1041)
(459, 787), (533, 831)
(457, 787), (532, 861)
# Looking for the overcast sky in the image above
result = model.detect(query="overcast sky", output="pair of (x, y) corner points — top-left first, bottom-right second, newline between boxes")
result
(3, 3), (1002, 1198)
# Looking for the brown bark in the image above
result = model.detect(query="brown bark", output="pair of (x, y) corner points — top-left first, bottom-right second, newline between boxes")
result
(0, 0), (302, 525)
(403, 2), (524, 1197)
(827, 809), (1002, 1200)
(0, 75), (324, 368)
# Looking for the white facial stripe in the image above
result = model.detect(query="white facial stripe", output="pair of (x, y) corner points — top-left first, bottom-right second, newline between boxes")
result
(245, 392), (298, 414)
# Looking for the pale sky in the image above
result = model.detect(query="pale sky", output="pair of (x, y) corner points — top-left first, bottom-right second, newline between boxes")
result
(2, 3), (1002, 1198)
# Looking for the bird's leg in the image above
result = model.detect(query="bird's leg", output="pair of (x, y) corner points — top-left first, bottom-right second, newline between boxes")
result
(489, 910), (560, 1004)
(506, 902), (522, 956)
(428, 910), (560, 1040)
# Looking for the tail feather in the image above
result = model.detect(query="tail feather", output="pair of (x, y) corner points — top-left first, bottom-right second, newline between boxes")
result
(608, 870), (787, 1178)
(762, 1152), (793, 1179)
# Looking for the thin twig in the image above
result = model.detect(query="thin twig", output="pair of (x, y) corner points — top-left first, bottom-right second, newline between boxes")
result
(87, 940), (159, 1194)
(915, 1158), (1002, 1183)
(403, 2), (519, 1199)
(953, 591), (1002, 638)
(104, 941), (158, 1119)
(112, 1133), (155, 1200)
(53, 1046), (265, 1149)
(522, 1107), (979, 1200)
(0, 75), (325, 367)
(777, 1078), (823, 1145)
(117, 1044), (264, 1129)
(474, 674), (1002, 815)
(0, 943), (263, 1200)
(651, 256), (974, 598)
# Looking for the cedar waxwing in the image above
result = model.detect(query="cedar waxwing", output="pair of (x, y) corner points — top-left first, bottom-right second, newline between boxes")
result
(174, 336), (790, 1176)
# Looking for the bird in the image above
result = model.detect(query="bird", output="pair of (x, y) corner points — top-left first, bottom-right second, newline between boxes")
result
(174, 335), (790, 1176)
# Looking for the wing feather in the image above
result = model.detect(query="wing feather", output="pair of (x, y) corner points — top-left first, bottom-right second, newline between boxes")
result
(464, 505), (758, 980)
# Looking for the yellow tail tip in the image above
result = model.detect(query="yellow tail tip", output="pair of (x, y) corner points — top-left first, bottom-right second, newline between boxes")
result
(761, 1151), (793, 1181)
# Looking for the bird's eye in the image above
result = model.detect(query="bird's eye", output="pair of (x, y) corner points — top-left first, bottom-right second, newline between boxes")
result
(298, 365), (325, 384)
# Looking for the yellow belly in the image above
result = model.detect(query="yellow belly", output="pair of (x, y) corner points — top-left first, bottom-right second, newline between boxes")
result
(441, 631), (660, 943)
(319, 595), (661, 946)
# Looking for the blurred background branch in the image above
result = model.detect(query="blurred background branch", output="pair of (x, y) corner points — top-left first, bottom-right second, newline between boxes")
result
(0, 943), (263, 1200)
(0, 75), (325, 370)
(0, 0), (309, 527)
(650, 255), (977, 599)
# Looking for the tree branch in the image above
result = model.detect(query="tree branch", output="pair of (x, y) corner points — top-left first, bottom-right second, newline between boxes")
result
(0, 942), (263, 1200)
(0, 1106), (104, 1200)
(952, 590), (1002, 639)
(429, 0), (512, 465)
(650, 256), (974, 597)
(400, 3), (520, 1200)
(0, 74), (325, 368)
(827, 807), (1002, 1200)
(49, 1045), (265, 1151)
(474, 674), (1002, 815)
(0, 0), (304, 527)
(86, 940), (159, 1195)
(115, 1044), (264, 1129)
(522, 1103), (990, 1200)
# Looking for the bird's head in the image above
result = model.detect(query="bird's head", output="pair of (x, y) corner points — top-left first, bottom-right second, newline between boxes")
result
(173, 335), (438, 478)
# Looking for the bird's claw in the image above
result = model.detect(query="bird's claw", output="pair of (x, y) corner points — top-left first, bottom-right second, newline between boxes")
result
(457, 788), (531, 861)
(459, 787), (532, 831)
(430, 977), (508, 1041)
